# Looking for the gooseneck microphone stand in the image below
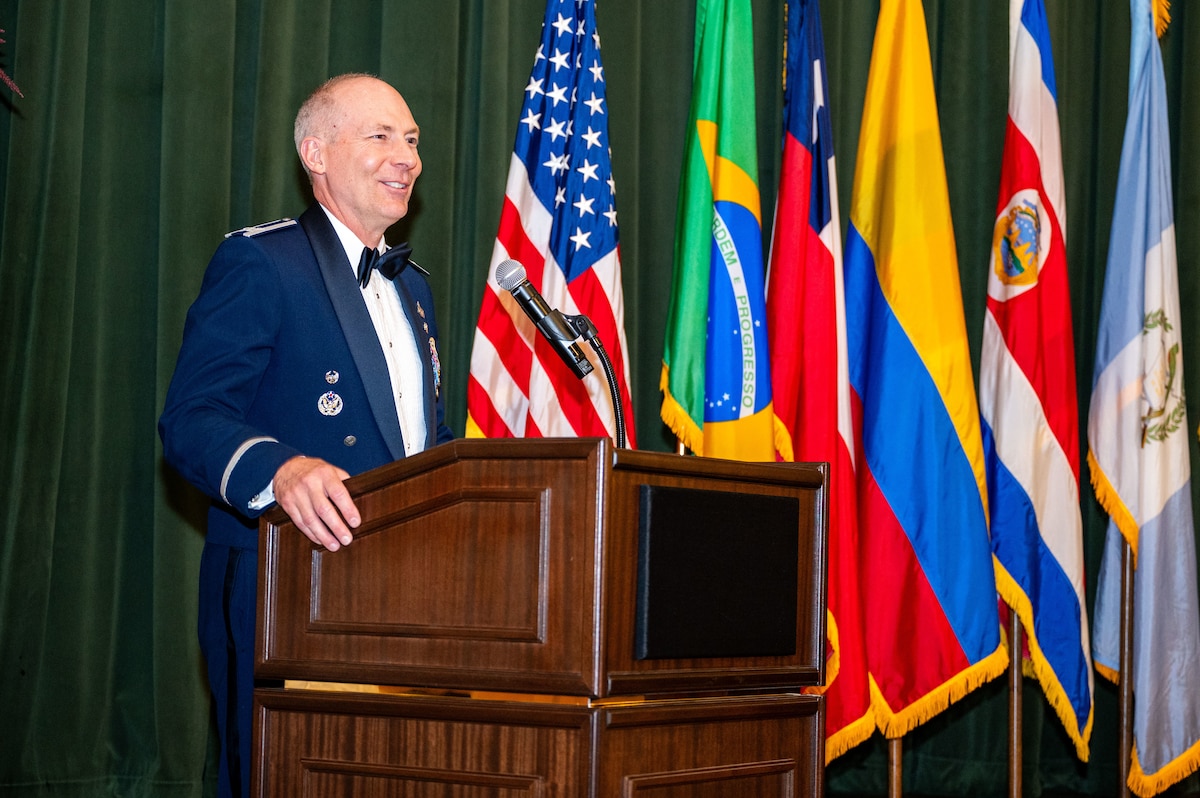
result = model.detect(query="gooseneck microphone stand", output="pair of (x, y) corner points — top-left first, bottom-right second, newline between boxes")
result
(565, 313), (627, 450)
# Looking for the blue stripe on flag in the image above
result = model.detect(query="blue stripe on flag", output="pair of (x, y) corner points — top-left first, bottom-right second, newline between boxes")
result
(982, 421), (1092, 731)
(1019, 0), (1058, 100)
(846, 224), (996, 661)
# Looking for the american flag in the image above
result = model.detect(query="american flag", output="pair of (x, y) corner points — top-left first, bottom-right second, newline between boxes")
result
(467, 0), (635, 444)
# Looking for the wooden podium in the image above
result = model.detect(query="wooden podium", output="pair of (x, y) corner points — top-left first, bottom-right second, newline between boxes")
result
(253, 438), (828, 796)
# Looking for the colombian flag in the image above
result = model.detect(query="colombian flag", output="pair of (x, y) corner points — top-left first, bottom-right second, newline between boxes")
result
(844, 0), (1007, 735)
(661, 0), (777, 461)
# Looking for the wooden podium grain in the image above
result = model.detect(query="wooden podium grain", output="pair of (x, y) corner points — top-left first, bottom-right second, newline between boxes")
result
(253, 438), (828, 796)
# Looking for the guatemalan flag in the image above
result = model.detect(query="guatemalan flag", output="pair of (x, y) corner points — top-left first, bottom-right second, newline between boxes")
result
(766, 0), (871, 761)
(844, 0), (1007, 735)
(467, 0), (636, 445)
(979, 0), (1092, 760)
(1089, 1), (1200, 794)
(660, 0), (777, 461)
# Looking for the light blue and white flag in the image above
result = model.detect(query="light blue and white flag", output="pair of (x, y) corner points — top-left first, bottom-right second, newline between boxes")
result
(1088, 2), (1200, 795)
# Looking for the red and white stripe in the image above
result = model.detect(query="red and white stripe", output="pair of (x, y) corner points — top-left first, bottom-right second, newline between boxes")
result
(469, 156), (635, 442)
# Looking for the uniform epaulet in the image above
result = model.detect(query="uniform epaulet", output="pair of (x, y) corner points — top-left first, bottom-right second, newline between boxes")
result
(408, 258), (431, 276)
(224, 218), (297, 239)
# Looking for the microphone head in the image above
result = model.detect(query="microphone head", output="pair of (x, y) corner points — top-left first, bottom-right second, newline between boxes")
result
(494, 259), (527, 291)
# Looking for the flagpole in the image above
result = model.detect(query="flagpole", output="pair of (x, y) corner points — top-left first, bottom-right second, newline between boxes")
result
(1118, 541), (1134, 798)
(888, 737), (902, 797)
(1008, 611), (1023, 798)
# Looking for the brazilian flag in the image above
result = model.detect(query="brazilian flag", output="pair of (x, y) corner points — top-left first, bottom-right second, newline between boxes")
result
(661, 0), (778, 461)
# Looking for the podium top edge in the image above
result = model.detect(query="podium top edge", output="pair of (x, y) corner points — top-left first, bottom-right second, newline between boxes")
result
(368, 437), (825, 484)
(263, 438), (828, 524)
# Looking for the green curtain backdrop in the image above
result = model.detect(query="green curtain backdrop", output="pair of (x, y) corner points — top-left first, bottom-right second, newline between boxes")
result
(0, 0), (1197, 795)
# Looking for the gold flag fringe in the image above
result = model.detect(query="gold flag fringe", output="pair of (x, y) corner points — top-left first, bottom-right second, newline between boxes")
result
(1095, 659), (1121, 686)
(1153, 0), (1171, 38)
(1087, 448), (1140, 561)
(772, 412), (793, 464)
(825, 708), (879, 765)
(803, 608), (840, 699)
(813, 609), (880, 762)
(774, 420), (795, 463)
(994, 559), (1093, 761)
(659, 364), (705, 455)
(1129, 736), (1200, 798)
(869, 637), (1009, 739)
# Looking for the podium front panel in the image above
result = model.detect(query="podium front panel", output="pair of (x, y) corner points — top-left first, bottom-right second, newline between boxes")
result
(258, 439), (607, 695)
(253, 689), (592, 797)
(258, 439), (827, 698)
(595, 693), (824, 797)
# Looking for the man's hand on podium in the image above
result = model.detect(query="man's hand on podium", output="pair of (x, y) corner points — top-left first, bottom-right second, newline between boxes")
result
(274, 455), (361, 551)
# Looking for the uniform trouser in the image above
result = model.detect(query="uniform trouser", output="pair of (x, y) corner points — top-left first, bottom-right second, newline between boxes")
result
(198, 542), (256, 798)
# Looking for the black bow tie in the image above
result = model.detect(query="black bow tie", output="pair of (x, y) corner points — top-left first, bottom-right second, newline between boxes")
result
(358, 242), (413, 288)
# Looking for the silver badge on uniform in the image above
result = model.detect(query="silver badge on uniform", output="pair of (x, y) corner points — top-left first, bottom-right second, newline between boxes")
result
(318, 391), (343, 416)
(325, 370), (340, 384)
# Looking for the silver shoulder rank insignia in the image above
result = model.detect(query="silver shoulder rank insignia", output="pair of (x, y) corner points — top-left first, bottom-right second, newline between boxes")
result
(224, 218), (297, 239)
(318, 391), (344, 416)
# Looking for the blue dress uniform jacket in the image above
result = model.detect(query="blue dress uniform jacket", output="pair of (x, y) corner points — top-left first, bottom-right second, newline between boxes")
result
(160, 202), (454, 548)
(158, 202), (454, 798)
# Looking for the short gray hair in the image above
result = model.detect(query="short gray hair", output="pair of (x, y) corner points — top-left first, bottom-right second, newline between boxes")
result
(294, 73), (378, 171)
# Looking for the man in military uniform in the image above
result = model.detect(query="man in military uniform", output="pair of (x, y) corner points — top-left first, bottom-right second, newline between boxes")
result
(159, 73), (454, 798)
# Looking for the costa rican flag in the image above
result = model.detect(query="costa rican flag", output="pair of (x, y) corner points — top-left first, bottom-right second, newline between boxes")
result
(467, 0), (635, 444)
(980, 0), (1092, 761)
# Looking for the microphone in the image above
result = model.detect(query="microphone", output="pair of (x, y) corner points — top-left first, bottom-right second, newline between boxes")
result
(495, 259), (594, 379)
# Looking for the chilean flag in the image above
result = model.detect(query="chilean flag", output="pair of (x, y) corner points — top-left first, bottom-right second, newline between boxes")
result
(766, 0), (872, 761)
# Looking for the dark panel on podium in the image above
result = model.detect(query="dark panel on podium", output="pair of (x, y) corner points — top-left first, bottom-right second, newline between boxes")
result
(604, 447), (827, 696)
(635, 484), (800, 660)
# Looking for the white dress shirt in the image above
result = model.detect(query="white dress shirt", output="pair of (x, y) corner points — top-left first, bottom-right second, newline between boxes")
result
(322, 206), (428, 457)
(247, 209), (429, 512)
